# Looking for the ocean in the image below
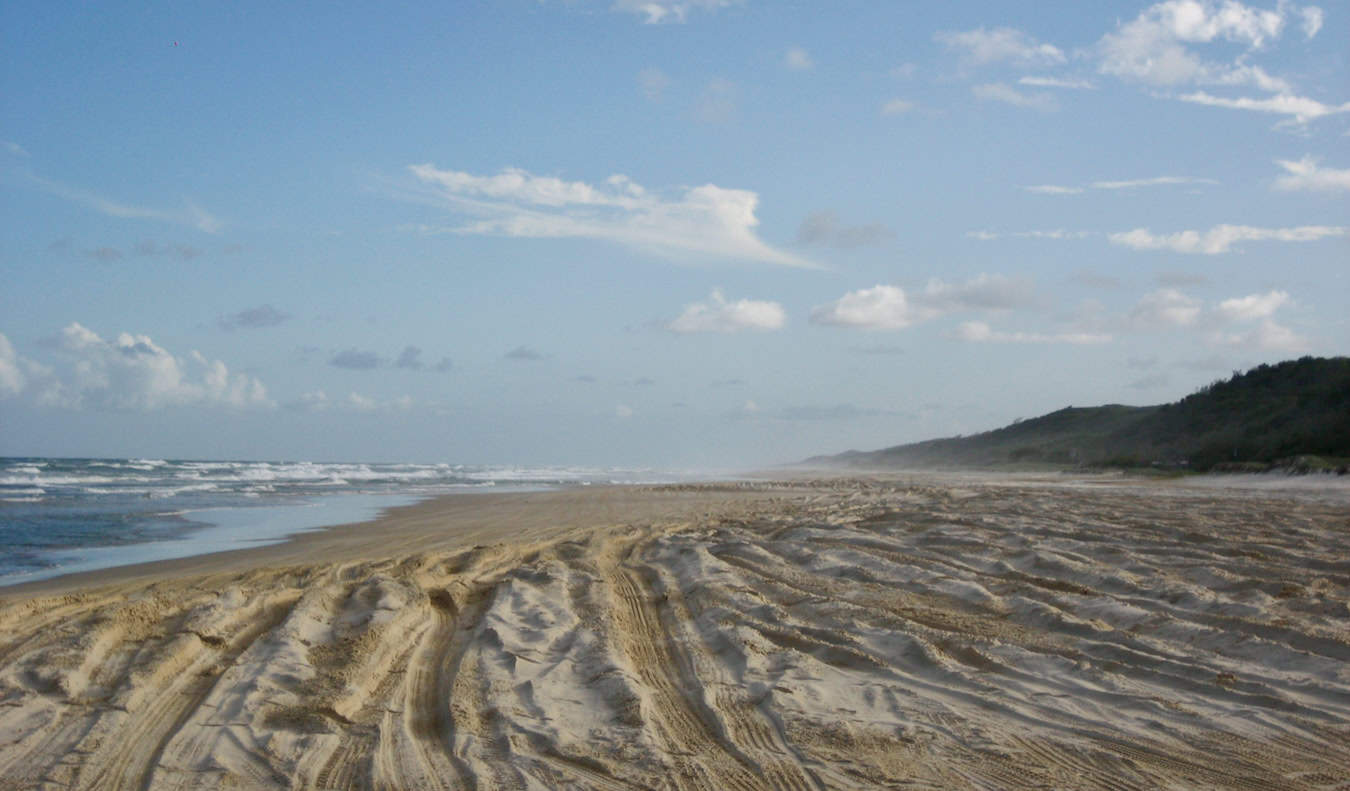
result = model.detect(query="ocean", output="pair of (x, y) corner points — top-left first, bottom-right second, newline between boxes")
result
(0, 457), (679, 586)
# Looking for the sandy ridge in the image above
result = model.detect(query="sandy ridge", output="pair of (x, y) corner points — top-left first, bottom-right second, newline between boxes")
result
(1, 476), (1348, 789)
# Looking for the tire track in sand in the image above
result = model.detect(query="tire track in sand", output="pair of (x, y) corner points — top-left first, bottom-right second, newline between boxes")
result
(373, 586), (479, 790)
(603, 550), (768, 791)
(73, 595), (297, 791)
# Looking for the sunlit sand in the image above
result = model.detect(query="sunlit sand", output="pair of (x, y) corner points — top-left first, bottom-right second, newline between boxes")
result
(2, 474), (1347, 789)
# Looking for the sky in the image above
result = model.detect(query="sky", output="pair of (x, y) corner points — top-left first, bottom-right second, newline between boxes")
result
(1, 0), (1347, 468)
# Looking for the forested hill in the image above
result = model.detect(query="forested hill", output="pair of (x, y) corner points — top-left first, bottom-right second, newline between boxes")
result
(809, 356), (1350, 472)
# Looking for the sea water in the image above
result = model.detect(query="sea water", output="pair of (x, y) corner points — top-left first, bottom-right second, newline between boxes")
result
(0, 457), (676, 586)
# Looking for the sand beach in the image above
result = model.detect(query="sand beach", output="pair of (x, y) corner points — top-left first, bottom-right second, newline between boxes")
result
(1, 473), (1348, 789)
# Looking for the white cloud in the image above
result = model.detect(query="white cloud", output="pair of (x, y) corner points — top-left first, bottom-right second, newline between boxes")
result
(1177, 91), (1350, 123)
(1109, 223), (1345, 254)
(1095, 0), (1304, 90)
(0, 333), (25, 396)
(811, 275), (1032, 330)
(347, 392), (378, 411)
(1273, 156), (1350, 192)
(972, 82), (1056, 111)
(1202, 289), (1308, 351)
(1130, 288), (1203, 328)
(784, 47), (813, 71)
(1300, 6), (1323, 36)
(936, 27), (1066, 67)
(408, 164), (814, 268)
(1121, 287), (1307, 351)
(1091, 175), (1218, 189)
(1212, 289), (1290, 321)
(1018, 76), (1095, 89)
(1023, 184), (1085, 195)
(880, 98), (915, 116)
(810, 285), (937, 330)
(668, 289), (785, 333)
(285, 389), (411, 412)
(953, 321), (1111, 344)
(13, 323), (271, 410)
(1025, 176), (1216, 194)
(611, 0), (740, 24)
(968, 229), (1093, 240)
(615, 404), (634, 419)
(1207, 319), (1309, 352)
(637, 67), (671, 101)
(285, 390), (330, 411)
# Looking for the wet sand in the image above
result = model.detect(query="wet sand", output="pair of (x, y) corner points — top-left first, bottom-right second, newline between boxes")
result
(1, 474), (1348, 789)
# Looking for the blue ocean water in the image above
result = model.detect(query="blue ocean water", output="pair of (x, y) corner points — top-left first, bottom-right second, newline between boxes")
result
(0, 457), (676, 585)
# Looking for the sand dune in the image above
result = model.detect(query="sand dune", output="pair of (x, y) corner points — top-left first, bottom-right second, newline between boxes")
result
(1, 475), (1348, 789)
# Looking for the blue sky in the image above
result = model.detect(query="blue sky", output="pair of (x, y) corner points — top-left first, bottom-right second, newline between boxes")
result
(2, 0), (1347, 467)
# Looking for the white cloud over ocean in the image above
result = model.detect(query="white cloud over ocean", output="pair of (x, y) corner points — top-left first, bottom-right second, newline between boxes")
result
(0, 325), (270, 410)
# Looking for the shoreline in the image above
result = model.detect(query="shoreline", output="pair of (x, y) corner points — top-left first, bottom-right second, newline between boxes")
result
(0, 482), (766, 599)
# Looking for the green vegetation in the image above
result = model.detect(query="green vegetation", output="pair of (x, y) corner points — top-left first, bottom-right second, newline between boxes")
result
(813, 356), (1350, 473)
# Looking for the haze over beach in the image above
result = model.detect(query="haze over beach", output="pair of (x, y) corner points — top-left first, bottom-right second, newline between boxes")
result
(2, 2), (1350, 790)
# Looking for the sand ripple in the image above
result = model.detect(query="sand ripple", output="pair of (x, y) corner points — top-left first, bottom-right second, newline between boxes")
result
(1, 476), (1348, 789)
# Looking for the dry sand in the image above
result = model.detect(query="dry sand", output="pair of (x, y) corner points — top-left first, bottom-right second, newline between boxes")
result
(1, 474), (1348, 789)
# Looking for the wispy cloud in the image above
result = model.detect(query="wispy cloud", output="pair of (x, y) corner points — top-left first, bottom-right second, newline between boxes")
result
(972, 82), (1056, 111)
(1090, 1), (1345, 126)
(611, 0), (740, 24)
(936, 27), (1065, 68)
(1130, 288), (1202, 328)
(27, 174), (222, 233)
(1022, 184), (1085, 195)
(667, 289), (785, 333)
(1177, 91), (1350, 124)
(695, 78), (737, 123)
(1109, 224), (1345, 254)
(637, 67), (671, 101)
(1095, 0), (1309, 90)
(953, 321), (1110, 345)
(406, 164), (815, 268)
(1091, 175), (1218, 189)
(1206, 318), (1309, 352)
(1018, 76), (1095, 90)
(1023, 175), (1216, 194)
(784, 47), (813, 71)
(1273, 156), (1350, 192)
(967, 229), (1093, 240)
(1126, 288), (1308, 352)
(880, 98), (915, 116)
